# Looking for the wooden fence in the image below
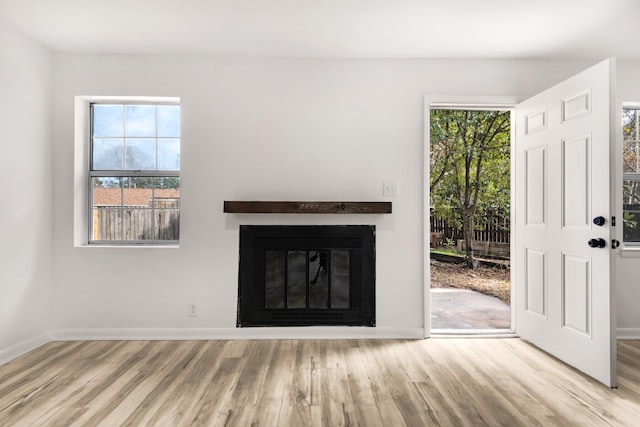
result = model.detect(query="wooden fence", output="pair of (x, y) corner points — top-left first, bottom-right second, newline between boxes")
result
(93, 207), (180, 241)
(431, 216), (510, 244)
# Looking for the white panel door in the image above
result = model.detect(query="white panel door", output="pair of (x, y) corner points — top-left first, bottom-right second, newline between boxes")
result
(515, 59), (617, 387)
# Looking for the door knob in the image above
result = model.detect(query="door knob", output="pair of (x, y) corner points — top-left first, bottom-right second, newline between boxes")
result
(588, 238), (606, 248)
(593, 216), (606, 226)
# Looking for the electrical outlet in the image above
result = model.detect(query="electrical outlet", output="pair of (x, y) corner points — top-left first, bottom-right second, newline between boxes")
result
(188, 303), (198, 317)
(383, 181), (397, 197)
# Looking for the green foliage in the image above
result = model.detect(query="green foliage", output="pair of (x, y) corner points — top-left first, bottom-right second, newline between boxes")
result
(430, 248), (462, 257)
(444, 237), (457, 249)
(624, 212), (638, 229)
(430, 109), (510, 220)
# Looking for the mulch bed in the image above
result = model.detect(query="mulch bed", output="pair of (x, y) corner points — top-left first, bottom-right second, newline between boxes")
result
(430, 259), (511, 304)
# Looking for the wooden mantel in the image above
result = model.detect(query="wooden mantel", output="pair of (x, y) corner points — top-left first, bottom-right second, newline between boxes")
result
(223, 201), (392, 214)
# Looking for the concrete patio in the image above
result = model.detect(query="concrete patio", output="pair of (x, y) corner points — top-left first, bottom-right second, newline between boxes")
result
(431, 288), (510, 330)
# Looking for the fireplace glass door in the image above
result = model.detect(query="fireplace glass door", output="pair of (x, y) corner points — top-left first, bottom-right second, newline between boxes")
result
(265, 249), (350, 310)
(238, 225), (375, 327)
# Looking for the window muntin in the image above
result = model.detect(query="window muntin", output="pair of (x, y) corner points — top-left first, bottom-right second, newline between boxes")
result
(89, 103), (180, 244)
(623, 107), (640, 243)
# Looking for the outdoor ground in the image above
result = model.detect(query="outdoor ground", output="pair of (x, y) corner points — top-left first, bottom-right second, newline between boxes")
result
(430, 259), (510, 304)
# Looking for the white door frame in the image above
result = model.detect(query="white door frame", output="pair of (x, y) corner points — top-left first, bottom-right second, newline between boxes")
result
(423, 95), (522, 338)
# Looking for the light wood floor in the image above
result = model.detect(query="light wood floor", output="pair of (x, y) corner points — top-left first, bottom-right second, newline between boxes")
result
(1, 339), (639, 426)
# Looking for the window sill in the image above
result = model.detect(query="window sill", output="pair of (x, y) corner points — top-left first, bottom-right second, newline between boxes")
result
(618, 247), (640, 258)
(77, 244), (180, 249)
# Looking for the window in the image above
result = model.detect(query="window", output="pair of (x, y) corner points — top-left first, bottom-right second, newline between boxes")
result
(89, 103), (180, 244)
(623, 106), (640, 243)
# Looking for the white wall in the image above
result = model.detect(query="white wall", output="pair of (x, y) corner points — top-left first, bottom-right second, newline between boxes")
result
(0, 22), (52, 360)
(52, 55), (640, 338)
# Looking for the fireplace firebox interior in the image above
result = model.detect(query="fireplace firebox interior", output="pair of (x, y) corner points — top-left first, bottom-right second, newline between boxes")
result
(237, 225), (375, 327)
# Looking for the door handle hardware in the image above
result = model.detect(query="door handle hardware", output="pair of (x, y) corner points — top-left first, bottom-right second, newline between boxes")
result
(588, 238), (606, 248)
(612, 239), (620, 249)
(593, 216), (606, 226)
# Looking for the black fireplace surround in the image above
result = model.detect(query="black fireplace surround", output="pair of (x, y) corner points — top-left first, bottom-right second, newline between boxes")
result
(237, 225), (376, 327)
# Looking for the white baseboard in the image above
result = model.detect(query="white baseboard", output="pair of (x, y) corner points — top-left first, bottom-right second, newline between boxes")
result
(51, 327), (425, 341)
(2, 328), (635, 361)
(617, 328), (640, 339)
(0, 332), (51, 366)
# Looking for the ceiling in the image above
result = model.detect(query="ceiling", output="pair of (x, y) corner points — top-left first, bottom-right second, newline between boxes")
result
(1, 0), (639, 59)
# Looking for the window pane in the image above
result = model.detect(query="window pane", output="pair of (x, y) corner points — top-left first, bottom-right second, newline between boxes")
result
(623, 109), (637, 141)
(92, 177), (122, 240)
(123, 206), (153, 240)
(158, 105), (180, 137)
(125, 138), (156, 170)
(122, 178), (154, 240)
(623, 180), (640, 206)
(92, 138), (124, 170)
(624, 210), (640, 243)
(158, 139), (180, 170)
(154, 177), (180, 209)
(623, 141), (639, 173)
(154, 176), (180, 194)
(155, 209), (180, 240)
(93, 105), (124, 137)
(623, 179), (640, 242)
(125, 105), (156, 137)
(123, 177), (154, 206)
(153, 177), (180, 240)
(92, 177), (122, 206)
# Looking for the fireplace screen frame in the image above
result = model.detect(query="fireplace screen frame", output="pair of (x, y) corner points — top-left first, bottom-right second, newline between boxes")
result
(237, 225), (375, 327)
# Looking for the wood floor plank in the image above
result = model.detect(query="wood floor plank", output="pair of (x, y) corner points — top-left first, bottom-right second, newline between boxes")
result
(183, 354), (246, 425)
(340, 342), (389, 427)
(398, 342), (471, 426)
(357, 340), (417, 426)
(420, 340), (501, 425)
(251, 340), (293, 425)
(1, 338), (640, 426)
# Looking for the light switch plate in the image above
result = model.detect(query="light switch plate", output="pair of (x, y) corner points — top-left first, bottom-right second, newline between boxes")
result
(383, 181), (397, 197)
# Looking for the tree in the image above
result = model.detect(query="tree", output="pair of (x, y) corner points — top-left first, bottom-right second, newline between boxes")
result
(430, 109), (510, 268)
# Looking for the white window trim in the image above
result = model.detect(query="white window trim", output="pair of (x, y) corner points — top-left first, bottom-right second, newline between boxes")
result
(618, 102), (640, 254)
(74, 96), (181, 248)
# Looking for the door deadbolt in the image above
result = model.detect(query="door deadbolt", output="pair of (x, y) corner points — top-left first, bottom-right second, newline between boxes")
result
(588, 238), (606, 248)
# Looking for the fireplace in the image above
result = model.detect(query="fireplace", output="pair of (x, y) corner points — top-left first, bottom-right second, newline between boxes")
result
(237, 225), (375, 327)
